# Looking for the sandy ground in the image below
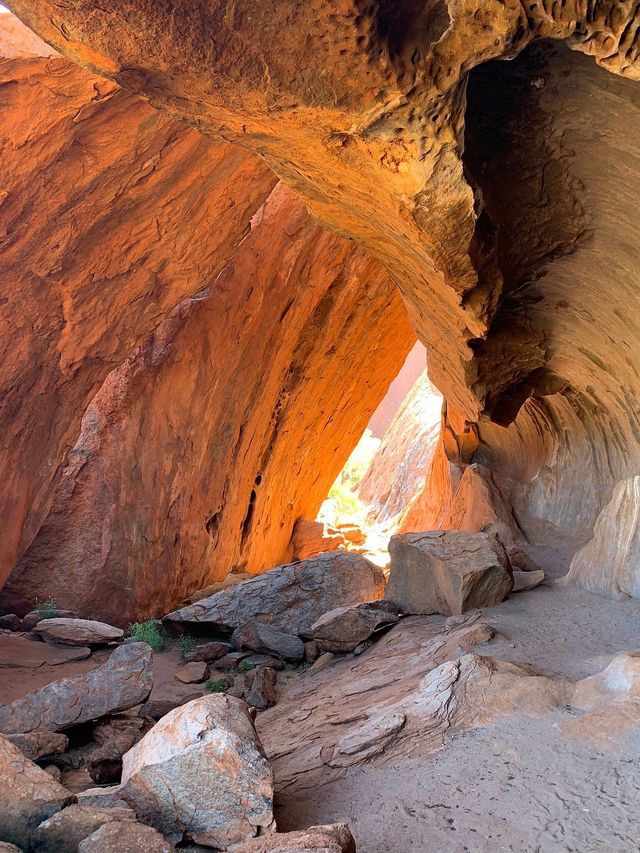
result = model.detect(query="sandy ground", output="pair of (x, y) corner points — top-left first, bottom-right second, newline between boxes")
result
(274, 548), (640, 852)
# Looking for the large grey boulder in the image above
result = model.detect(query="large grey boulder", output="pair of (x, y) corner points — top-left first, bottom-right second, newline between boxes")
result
(164, 552), (385, 636)
(120, 694), (273, 847)
(385, 530), (513, 615)
(0, 643), (152, 734)
(0, 734), (75, 846)
(310, 601), (400, 653)
(232, 622), (304, 661)
(5, 731), (68, 761)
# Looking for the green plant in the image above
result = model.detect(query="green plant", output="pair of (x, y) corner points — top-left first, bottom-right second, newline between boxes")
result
(125, 620), (168, 652)
(177, 635), (195, 660)
(34, 596), (58, 619)
(238, 661), (255, 673)
(204, 679), (228, 693)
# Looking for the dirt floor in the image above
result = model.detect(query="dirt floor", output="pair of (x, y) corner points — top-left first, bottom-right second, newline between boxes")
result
(274, 548), (640, 852)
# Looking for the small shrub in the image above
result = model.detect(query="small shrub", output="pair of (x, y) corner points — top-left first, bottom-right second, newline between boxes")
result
(35, 596), (58, 620)
(177, 635), (195, 660)
(237, 661), (255, 673)
(125, 620), (168, 652)
(204, 679), (228, 694)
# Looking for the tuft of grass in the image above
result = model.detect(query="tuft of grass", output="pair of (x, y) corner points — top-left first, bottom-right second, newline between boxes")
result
(35, 597), (58, 620)
(125, 620), (168, 652)
(177, 635), (195, 660)
(237, 661), (255, 673)
(204, 679), (228, 694)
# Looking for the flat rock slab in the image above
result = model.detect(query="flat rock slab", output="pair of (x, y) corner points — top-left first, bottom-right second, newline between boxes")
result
(78, 821), (174, 852)
(0, 643), (153, 734)
(164, 552), (385, 636)
(233, 823), (356, 852)
(32, 804), (136, 853)
(174, 661), (209, 683)
(311, 601), (400, 653)
(121, 695), (273, 847)
(512, 570), (545, 592)
(33, 618), (123, 646)
(232, 622), (304, 661)
(0, 633), (91, 667)
(0, 734), (75, 847)
(386, 530), (513, 616)
(20, 610), (79, 632)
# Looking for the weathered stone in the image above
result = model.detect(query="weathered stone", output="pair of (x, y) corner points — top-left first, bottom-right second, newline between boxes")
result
(32, 804), (137, 853)
(78, 821), (174, 853)
(0, 734), (75, 846)
(120, 695), (273, 846)
(21, 611), (79, 632)
(5, 731), (68, 761)
(291, 519), (345, 561)
(216, 653), (250, 670)
(175, 661), (209, 684)
(0, 614), (20, 631)
(232, 623), (304, 662)
(33, 618), (123, 646)
(246, 668), (278, 711)
(565, 478), (640, 599)
(183, 641), (233, 663)
(0, 643), (152, 734)
(0, 843), (22, 852)
(304, 641), (320, 664)
(165, 553), (385, 637)
(386, 530), (513, 616)
(0, 633), (91, 668)
(138, 696), (201, 722)
(76, 788), (130, 810)
(311, 602), (401, 653)
(242, 654), (285, 671)
(512, 570), (545, 593)
(233, 824), (356, 852)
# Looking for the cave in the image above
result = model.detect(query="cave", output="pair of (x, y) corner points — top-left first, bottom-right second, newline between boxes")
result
(1, 2), (640, 850)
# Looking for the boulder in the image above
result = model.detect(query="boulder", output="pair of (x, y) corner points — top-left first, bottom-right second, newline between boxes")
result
(0, 734), (75, 846)
(33, 619), (123, 646)
(291, 519), (345, 561)
(164, 552), (385, 637)
(336, 524), (366, 546)
(0, 844), (22, 853)
(5, 731), (68, 761)
(242, 654), (285, 670)
(76, 787), (131, 810)
(0, 643), (153, 734)
(232, 824), (356, 852)
(138, 695), (201, 721)
(246, 667), (278, 710)
(21, 610), (79, 632)
(232, 622), (304, 661)
(0, 614), (20, 631)
(32, 804), (137, 852)
(385, 530), (513, 616)
(183, 641), (233, 663)
(175, 661), (209, 683)
(120, 695), (273, 847)
(0, 633), (91, 667)
(512, 570), (545, 592)
(77, 821), (174, 852)
(310, 601), (401, 653)
(304, 641), (320, 664)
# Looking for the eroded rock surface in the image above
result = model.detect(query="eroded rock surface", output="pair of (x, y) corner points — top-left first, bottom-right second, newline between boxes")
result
(386, 530), (513, 615)
(233, 823), (356, 852)
(0, 643), (152, 734)
(120, 695), (273, 847)
(164, 553), (385, 637)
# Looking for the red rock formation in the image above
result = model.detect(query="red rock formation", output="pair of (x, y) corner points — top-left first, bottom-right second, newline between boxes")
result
(358, 371), (441, 523)
(366, 342), (425, 440)
(2, 178), (412, 623)
(0, 19), (277, 589)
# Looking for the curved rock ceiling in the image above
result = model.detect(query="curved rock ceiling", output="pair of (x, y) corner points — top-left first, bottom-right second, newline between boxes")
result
(3, 0), (640, 606)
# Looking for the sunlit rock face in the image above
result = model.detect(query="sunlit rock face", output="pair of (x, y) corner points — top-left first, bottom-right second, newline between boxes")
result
(0, 17), (413, 620)
(4, 0), (640, 603)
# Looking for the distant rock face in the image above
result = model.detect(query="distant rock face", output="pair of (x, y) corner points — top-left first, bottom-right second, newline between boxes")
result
(565, 478), (640, 599)
(358, 371), (442, 523)
(291, 519), (345, 562)
(0, 643), (152, 734)
(120, 695), (273, 847)
(386, 530), (513, 616)
(164, 552), (386, 637)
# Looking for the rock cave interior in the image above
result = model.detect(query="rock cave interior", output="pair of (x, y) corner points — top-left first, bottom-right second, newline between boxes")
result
(0, 2), (639, 851)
